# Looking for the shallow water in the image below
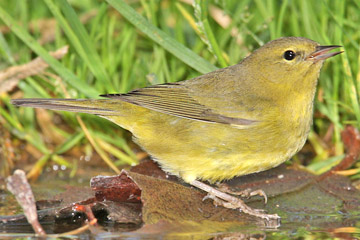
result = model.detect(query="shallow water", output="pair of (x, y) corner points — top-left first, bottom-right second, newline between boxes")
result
(0, 170), (359, 239)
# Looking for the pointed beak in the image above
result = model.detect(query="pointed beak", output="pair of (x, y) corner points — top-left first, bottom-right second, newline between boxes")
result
(307, 45), (343, 62)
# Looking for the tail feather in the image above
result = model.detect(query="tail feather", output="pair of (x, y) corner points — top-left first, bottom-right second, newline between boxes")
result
(11, 98), (120, 116)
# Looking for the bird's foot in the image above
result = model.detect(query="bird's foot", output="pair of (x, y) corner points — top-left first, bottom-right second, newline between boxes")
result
(191, 180), (280, 221)
(217, 183), (268, 204)
(203, 193), (266, 214)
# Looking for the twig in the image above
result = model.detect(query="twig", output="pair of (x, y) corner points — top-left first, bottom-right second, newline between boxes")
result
(0, 45), (68, 93)
(6, 169), (46, 236)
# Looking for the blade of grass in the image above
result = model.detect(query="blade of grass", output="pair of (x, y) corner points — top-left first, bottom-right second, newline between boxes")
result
(92, 130), (138, 160)
(322, 1), (359, 50)
(76, 115), (120, 174)
(25, 78), (52, 98)
(0, 32), (15, 64)
(275, 0), (289, 38)
(175, 2), (200, 35)
(342, 51), (360, 125)
(54, 131), (85, 154)
(44, 0), (114, 92)
(97, 138), (137, 166)
(0, 99), (50, 154)
(0, 6), (98, 97)
(0, 98), (23, 131)
(306, 154), (345, 174)
(51, 154), (73, 168)
(27, 154), (51, 180)
(106, 0), (217, 74)
(194, 0), (228, 67)
(254, 0), (276, 39)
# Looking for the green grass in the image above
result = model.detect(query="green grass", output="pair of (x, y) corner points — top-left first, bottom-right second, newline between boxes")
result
(0, 0), (359, 178)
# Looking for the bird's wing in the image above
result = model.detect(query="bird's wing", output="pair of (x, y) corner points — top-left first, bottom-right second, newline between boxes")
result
(101, 82), (256, 126)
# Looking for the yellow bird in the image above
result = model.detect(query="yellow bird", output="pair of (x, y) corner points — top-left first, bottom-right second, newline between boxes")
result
(12, 37), (342, 220)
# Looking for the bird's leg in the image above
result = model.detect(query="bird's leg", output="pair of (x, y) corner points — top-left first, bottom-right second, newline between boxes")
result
(202, 192), (265, 213)
(217, 183), (268, 204)
(190, 180), (280, 220)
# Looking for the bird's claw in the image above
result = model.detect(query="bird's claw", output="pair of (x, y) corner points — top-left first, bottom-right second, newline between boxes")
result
(217, 184), (268, 204)
(191, 180), (280, 223)
(203, 193), (278, 220)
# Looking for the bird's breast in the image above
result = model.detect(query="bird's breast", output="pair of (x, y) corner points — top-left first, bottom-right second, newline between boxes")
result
(282, 95), (315, 155)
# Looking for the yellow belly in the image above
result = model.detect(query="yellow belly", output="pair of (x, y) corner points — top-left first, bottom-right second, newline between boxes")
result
(105, 102), (309, 183)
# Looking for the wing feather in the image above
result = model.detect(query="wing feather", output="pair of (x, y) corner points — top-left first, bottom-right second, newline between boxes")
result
(101, 83), (256, 126)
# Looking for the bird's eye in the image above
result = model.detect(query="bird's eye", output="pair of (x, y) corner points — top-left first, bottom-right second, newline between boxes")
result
(283, 50), (296, 61)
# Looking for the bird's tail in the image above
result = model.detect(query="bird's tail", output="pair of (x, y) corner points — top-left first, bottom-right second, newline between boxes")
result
(11, 98), (121, 116)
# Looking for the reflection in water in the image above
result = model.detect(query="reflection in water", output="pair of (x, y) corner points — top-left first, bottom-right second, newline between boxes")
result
(1, 170), (359, 239)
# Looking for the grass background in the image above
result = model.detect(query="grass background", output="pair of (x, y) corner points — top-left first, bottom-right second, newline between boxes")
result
(0, 0), (359, 180)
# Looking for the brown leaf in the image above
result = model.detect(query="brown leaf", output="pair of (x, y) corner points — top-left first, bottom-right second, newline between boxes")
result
(91, 172), (141, 203)
(130, 159), (177, 181)
(222, 165), (360, 216)
(224, 165), (314, 198)
(52, 185), (94, 207)
(38, 184), (142, 226)
(318, 125), (360, 178)
(126, 170), (264, 226)
(317, 174), (360, 210)
(128, 161), (360, 226)
(92, 201), (142, 224)
(336, 125), (360, 171)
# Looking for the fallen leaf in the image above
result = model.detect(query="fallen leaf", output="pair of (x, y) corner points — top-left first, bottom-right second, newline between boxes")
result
(224, 165), (314, 198)
(92, 201), (142, 224)
(126, 170), (272, 227)
(130, 159), (177, 181)
(335, 125), (360, 171)
(91, 173), (141, 203)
